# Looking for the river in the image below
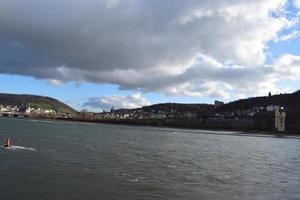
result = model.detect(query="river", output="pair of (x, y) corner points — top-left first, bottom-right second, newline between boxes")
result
(0, 117), (299, 200)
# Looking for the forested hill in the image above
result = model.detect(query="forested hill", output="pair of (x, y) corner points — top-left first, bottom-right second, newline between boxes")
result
(140, 103), (214, 113)
(217, 90), (300, 112)
(114, 103), (214, 115)
(0, 93), (77, 114)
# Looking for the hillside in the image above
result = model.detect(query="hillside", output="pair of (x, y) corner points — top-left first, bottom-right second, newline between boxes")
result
(215, 91), (300, 132)
(217, 91), (300, 112)
(0, 93), (77, 114)
(141, 103), (213, 113)
(114, 103), (214, 115)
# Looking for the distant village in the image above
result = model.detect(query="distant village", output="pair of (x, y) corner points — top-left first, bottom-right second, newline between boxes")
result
(0, 97), (287, 132)
(80, 100), (281, 120)
(0, 105), (72, 118)
(79, 100), (287, 132)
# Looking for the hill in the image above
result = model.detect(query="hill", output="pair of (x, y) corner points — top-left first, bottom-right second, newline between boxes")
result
(0, 93), (77, 114)
(217, 91), (300, 112)
(140, 103), (214, 113)
(114, 103), (214, 115)
(216, 91), (300, 132)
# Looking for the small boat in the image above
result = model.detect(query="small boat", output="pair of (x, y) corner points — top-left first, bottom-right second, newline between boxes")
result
(3, 138), (12, 148)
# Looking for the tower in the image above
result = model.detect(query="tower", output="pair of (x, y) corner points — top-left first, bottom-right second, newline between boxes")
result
(110, 105), (114, 114)
(275, 107), (286, 132)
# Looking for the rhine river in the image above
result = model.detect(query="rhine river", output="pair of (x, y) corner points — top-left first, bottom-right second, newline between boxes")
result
(0, 117), (300, 200)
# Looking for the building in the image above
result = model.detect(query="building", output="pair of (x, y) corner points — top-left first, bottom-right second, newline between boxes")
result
(150, 113), (166, 119)
(214, 100), (224, 109)
(266, 105), (279, 112)
(25, 107), (33, 114)
(275, 107), (286, 132)
(110, 106), (115, 114)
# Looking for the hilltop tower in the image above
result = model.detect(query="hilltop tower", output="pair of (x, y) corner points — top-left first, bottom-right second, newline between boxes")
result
(110, 106), (115, 114)
(214, 100), (224, 109)
(275, 107), (286, 132)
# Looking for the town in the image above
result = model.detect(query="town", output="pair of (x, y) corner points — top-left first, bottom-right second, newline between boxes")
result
(0, 97), (288, 133)
(0, 104), (72, 118)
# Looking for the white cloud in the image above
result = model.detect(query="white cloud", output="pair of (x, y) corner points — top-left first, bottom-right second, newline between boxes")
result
(294, 0), (300, 8)
(178, 8), (214, 25)
(272, 54), (300, 79)
(83, 93), (151, 110)
(276, 30), (300, 42)
(105, 0), (121, 9)
(47, 79), (63, 85)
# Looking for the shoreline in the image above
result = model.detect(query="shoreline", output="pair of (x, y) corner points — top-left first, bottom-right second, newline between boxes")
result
(1, 115), (299, 138)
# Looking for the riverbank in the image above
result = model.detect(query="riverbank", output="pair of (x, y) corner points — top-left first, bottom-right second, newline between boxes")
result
(62, 116), (300, 136)
(1, 115), (299, 137)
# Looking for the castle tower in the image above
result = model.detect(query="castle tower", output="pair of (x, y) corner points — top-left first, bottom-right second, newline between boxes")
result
(110, 105), (115, 114)
(275, 107), (286, 132)
(214, 100), (224, 109)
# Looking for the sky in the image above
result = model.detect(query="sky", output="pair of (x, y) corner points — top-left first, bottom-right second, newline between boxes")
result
(0, 0), (300, 111)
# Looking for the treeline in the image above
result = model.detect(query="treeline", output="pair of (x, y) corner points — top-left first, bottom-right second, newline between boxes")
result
(138, 103), (214, 113)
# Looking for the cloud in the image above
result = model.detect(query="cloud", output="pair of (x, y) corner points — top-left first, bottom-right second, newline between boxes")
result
(0, 0), (299, 99)
(276, 30), (300, 42)
(272, 54), (300, 79)
(105, 0), (121, 9)
(294, 0), (300, 8)
(83, 93), (151, 110)
(46, 79), (63, 85)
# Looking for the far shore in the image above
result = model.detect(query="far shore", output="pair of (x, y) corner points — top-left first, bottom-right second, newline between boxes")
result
(1, 115), (299, 138)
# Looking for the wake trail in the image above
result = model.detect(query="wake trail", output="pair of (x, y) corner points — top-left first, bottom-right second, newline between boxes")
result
(2, 145), (36, 151)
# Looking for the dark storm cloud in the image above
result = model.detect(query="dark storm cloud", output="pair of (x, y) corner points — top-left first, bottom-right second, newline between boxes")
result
(0, 0), (298, 97)
(0, 0), (197, 71)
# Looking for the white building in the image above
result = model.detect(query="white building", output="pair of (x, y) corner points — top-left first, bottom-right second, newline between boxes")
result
(44, 109), (55, 114)
(266, 105), (279, 112)
(0, 107), (9, 112)
(25, 107), (33, 114)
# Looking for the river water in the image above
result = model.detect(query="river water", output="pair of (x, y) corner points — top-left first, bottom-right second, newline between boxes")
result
(0, 117), (300, 200)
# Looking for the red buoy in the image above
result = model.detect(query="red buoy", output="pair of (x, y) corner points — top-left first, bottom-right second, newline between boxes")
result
(3, 138), (11, 147)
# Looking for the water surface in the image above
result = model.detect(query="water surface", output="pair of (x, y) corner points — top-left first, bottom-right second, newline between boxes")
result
(0, 118), (300, 200)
